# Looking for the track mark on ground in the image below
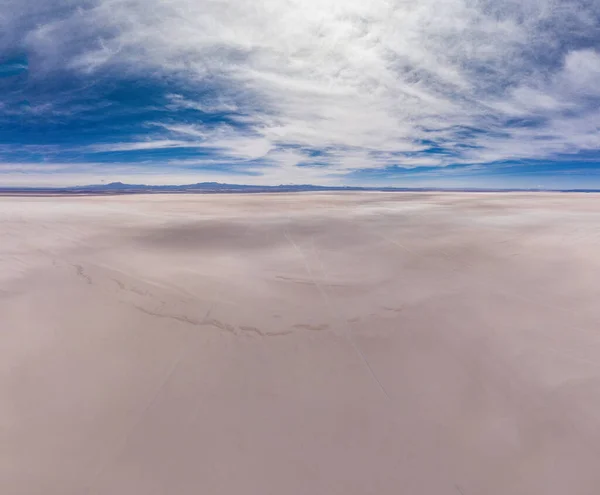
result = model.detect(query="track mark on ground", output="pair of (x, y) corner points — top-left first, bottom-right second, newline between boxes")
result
(73, 264), (92, 284)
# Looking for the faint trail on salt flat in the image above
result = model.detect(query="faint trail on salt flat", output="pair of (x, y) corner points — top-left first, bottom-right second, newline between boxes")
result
(85, 220), (256, 495)
(283, 200), (391, 402)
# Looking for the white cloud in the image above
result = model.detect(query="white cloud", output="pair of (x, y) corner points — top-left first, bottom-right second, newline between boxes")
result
(166, 94), (239, 114)
(90, 140), (195, 152)
(8, 0), (600, 183)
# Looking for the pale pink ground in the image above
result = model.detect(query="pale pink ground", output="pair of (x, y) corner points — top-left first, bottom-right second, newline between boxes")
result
(2, 193), (600, 494)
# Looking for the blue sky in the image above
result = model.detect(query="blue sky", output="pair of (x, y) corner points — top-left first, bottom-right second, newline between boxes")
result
(1, 0), (600, 187)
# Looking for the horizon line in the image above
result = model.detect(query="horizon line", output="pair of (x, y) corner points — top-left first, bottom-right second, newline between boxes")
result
(1, 181), (599, 194)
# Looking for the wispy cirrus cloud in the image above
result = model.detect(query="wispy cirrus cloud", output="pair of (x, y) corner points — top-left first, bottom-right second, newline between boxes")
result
(1, 0), (599, 185)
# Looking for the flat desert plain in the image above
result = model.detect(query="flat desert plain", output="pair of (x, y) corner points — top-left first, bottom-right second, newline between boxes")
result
(2, 192), (600, 495)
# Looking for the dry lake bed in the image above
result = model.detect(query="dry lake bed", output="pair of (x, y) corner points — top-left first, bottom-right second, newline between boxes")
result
(2, 192), (600, 494)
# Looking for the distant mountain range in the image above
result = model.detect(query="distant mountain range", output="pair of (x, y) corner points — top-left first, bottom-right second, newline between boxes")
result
(1, 181), (599, 194)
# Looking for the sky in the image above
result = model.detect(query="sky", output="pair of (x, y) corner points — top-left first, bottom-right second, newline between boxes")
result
(1, 0), (600, 188)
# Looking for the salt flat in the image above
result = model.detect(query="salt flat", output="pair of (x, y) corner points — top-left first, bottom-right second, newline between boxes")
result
(2, 192), (600, 495)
